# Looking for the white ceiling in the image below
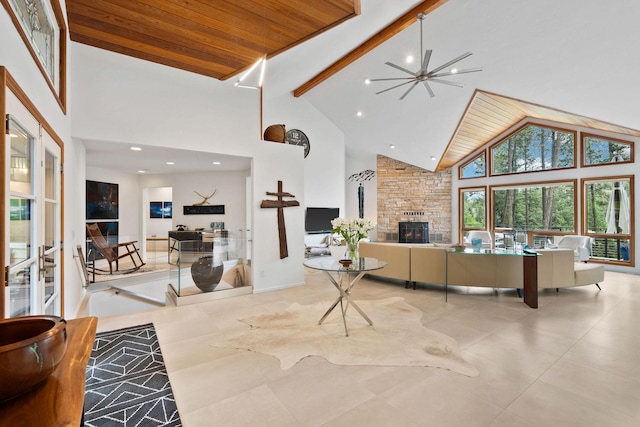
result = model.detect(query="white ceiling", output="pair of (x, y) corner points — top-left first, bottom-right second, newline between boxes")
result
(84, 0), (640, 173)
(83, 139), (251, 174)
(280, 0), (640, 171)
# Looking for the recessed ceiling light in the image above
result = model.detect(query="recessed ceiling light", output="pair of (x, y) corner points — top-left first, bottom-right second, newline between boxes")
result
(138, 170), (146, 173)
(166, 161), (175, 165)
(130, 147), (142, 151)
(356, 111), (363, 117)
(450, 68), (458, 74)
(406, 55), (414, 63)
(430, 156), (436, 161)
(364, 79), (371, 85)
(212, 161), (221, 165)
(389, 144), (396, 149)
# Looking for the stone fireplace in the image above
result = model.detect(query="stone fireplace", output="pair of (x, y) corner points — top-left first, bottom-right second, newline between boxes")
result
(376, 155), (452, 244)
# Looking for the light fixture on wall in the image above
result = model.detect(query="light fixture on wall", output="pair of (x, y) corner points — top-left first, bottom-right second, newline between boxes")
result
(367, 13), (482, 100)
(235, 55), (267, 89)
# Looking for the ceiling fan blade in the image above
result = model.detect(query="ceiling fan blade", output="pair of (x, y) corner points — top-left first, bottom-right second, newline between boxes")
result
(430, 67), (483, 78)
(369, 77), (415, 82)
(375, 80), (416, 95)
(399, 81), (420, 100)
(428, 78), (464, 88)
(428, 52), (473, 75)
(422, 81), (435, 97)
(421, 49), (432, 73)
(385, 62), (417, 76)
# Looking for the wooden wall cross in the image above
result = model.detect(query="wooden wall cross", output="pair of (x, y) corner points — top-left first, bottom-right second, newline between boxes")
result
(260, 181), (299, 259)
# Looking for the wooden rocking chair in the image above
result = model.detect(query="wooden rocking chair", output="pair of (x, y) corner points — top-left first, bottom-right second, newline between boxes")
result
(85, 223), (145, 278)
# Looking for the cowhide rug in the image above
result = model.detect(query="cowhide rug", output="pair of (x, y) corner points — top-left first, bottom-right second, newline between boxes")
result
(212, 297), (478, 377)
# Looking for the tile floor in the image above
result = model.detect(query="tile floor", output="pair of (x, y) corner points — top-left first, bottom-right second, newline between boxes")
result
(96, 268), (640, 426)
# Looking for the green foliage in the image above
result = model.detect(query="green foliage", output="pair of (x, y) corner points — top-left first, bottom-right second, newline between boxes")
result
(492, 125), (574, 175)
(462, 190), (485, 228)
(493, 183), (575, 232)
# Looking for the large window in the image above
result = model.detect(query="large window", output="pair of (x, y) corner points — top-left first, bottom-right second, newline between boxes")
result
(459, 152), (486, 179)
(582, 133), (633, 167)
(460, 188), (486, 230)
(492, 181), (576, 233)
(491, 124), (575, 176)
(583, 176), (633, 265)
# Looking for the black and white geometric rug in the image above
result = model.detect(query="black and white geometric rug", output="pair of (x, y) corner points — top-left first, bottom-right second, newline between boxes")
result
(84, 323), (181, 426)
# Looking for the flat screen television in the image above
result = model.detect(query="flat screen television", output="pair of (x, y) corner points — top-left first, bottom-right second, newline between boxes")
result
(305, 207), (339, 234)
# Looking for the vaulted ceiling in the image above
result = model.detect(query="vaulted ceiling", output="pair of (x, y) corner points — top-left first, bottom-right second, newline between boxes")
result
(67, 0), (640, 174)
(66, 0), (361, 80)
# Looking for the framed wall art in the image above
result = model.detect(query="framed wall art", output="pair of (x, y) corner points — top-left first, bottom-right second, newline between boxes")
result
(150, 201), (172, 218)
(1, 0), (67, 111)
(86, 180), (118, 220)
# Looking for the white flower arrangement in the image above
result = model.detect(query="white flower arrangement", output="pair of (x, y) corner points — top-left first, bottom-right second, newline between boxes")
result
(330, 217), (375, 247)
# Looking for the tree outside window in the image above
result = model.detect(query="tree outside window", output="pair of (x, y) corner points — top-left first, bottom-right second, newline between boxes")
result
(492, 182), (575, 233)
(491, 124), (575, 176)
(582, 134), (633, 166)
(460, 152), (486, 179)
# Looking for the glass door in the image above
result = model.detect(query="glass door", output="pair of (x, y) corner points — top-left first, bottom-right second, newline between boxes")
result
(5, 115), (61, 318)
(6, 117), (36, 317)
(42, 131), (61, 315)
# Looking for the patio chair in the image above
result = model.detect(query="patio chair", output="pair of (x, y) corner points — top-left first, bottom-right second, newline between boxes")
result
(555, 235), (592, 263)
(86, 223), (145, 276)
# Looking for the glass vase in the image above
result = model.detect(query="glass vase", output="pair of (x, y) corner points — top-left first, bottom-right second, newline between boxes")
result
(346, 240), (359, 261)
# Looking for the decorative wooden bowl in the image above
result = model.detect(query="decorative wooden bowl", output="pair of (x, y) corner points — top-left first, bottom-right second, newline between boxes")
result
(0, 316), (68, 402)
(338, 259), (353, 267)
(263, 124), (286, 142)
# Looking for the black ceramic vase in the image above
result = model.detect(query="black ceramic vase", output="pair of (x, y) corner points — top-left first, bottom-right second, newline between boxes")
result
(190, 255), (224, 292)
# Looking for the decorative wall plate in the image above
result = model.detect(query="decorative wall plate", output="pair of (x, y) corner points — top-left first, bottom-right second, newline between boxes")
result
(286, 129), (310, 158)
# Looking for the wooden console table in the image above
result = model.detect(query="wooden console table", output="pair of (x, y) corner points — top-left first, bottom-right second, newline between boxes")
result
(0, 316), (98, 427)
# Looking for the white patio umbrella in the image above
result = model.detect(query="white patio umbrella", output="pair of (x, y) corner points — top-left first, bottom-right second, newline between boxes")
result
(605, 155), (630, 234)
(605, 183), (630, 234)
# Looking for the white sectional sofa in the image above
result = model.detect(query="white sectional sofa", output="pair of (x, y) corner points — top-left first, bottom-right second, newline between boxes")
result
(359, 242), (604, 291)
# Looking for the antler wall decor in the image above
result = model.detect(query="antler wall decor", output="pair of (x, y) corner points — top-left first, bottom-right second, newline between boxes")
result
(193, 189), (217, 205)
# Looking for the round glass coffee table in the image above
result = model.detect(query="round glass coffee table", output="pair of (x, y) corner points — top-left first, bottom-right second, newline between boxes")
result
(303, 257), (387, 336)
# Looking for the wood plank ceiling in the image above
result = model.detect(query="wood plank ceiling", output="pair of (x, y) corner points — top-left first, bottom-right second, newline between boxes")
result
(66, 0), (361, 80)
(437, 90), (640, 171)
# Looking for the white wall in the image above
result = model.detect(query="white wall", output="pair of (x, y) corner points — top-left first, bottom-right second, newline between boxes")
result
(139, 171), (248, 233)
(0, 4), (83, 318)
(70, 43), (312, 293)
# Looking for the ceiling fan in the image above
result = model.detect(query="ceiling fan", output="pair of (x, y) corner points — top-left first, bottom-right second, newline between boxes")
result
(368, 13), (482, 100)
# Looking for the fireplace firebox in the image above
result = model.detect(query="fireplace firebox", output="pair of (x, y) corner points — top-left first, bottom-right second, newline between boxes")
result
(398, 222), (429, 244)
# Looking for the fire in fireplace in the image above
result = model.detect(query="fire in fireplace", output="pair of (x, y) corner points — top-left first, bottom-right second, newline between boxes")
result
(399, 222), (429, 244)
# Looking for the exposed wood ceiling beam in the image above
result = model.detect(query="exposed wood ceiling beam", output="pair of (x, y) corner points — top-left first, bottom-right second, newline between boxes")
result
(293, 0), (448, 97)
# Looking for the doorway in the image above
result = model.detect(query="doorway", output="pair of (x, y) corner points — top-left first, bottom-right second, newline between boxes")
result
(4, 91), (62, 318)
